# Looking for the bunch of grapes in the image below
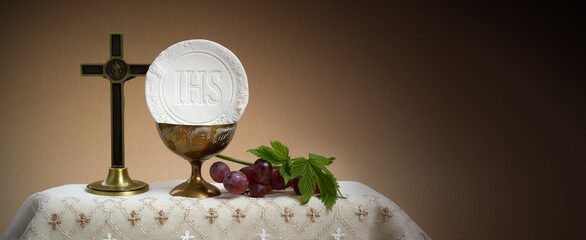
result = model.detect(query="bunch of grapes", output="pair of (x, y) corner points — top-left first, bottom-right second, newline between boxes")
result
(209, 159), (302, 197)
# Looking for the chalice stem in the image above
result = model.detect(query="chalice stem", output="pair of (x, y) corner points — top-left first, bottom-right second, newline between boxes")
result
(170, 159), (221, 198)
(187, 161), (203, 184)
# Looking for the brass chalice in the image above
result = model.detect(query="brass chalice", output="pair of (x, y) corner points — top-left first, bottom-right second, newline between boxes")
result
(146, 39), (248, 198)
(157, 123), (237, 198)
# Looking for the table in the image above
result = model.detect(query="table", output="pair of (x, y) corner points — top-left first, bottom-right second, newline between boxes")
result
(3, 181), (429, 240)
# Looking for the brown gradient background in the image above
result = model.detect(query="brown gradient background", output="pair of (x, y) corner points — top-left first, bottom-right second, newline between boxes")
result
(0, 1), (584, 239)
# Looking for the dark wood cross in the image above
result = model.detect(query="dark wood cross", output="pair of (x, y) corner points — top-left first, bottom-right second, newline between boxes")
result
(81, 33), (149, 168)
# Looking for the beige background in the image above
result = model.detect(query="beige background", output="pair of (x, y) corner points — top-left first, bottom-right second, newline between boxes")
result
(1, 1), (583, 239)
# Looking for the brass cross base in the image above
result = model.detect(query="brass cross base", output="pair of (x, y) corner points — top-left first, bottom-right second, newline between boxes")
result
(86, 168), (149, 196)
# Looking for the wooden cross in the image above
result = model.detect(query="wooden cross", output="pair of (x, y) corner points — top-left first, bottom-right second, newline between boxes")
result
(81, 33), (149, 168)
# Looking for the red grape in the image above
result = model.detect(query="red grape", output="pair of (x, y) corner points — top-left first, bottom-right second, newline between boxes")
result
(252, 159), (272, 182)
(223, 171), (249, 194)
(285, 178), (294, 188)
(239, 166), (254, 186)
(249, 181), (267, 198)
(210, 162), (230, 183)
(291, 176), (301, 195)
(269, 170), (286, 190)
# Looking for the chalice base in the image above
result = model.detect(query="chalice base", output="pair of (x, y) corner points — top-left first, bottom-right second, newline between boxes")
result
(170, 161), (221, 198)
(86, 167), (149, 196)
(170, 180), (221, 198)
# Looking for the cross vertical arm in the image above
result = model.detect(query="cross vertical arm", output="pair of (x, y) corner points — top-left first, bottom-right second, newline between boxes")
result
(111, 82), (124, 168)
(111, 33), (122, 58)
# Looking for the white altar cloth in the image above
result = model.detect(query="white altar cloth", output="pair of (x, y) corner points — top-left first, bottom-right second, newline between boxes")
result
(3, 181), (429, 240)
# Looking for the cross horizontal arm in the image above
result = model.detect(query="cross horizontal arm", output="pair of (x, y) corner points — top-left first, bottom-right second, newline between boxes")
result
(129, 64), (150, 75)
(81, 64), (104, 75)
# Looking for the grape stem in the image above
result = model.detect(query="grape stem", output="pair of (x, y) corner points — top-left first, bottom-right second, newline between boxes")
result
(215, 154), (281, 169)
(215, 154), (253, 166)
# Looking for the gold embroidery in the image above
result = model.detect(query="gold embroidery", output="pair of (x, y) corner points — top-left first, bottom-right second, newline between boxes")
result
(307, 208), (320, 222)
(22, 186), (428, 239)
(356, 205), (368, 222)
(381, 207), (393, 222)
(205, 208), (219, 223)
(48, 213), (62, 230)
(155, 210), (169, 225)
(128, 210), (141, 226)
(281, 207), (294, 223)
(76, 213), (91, 228)
(232, 208), (246, 223)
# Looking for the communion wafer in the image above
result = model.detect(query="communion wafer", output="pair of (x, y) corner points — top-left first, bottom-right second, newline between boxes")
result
(146, 40), (248, 125)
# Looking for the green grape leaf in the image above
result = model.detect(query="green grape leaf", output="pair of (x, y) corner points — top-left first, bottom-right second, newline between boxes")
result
(247, 141), (340, 210)
(290, 157), (315, 203)
(289, 154), (339, 210)
(309, 153), (335, 166)
(247, 146), (282, 165)
(308, 154), (338, 210)
(270, 140), (290, 160)
(247, 140), (292, 166)
(279, 158), (293, 184)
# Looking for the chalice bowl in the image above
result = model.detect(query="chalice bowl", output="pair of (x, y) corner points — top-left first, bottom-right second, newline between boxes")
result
(157, 123), (236, 198)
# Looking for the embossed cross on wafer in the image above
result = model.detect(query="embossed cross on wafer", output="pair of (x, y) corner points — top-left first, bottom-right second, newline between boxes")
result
(81, 33), (149, 195)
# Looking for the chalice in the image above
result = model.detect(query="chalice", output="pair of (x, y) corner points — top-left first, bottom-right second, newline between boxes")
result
(157, 123), (236, 197)
(145, 39), (249, 198)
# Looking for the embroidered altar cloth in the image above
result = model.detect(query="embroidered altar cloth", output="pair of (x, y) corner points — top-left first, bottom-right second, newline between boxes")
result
(4, 181), (429, 240)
